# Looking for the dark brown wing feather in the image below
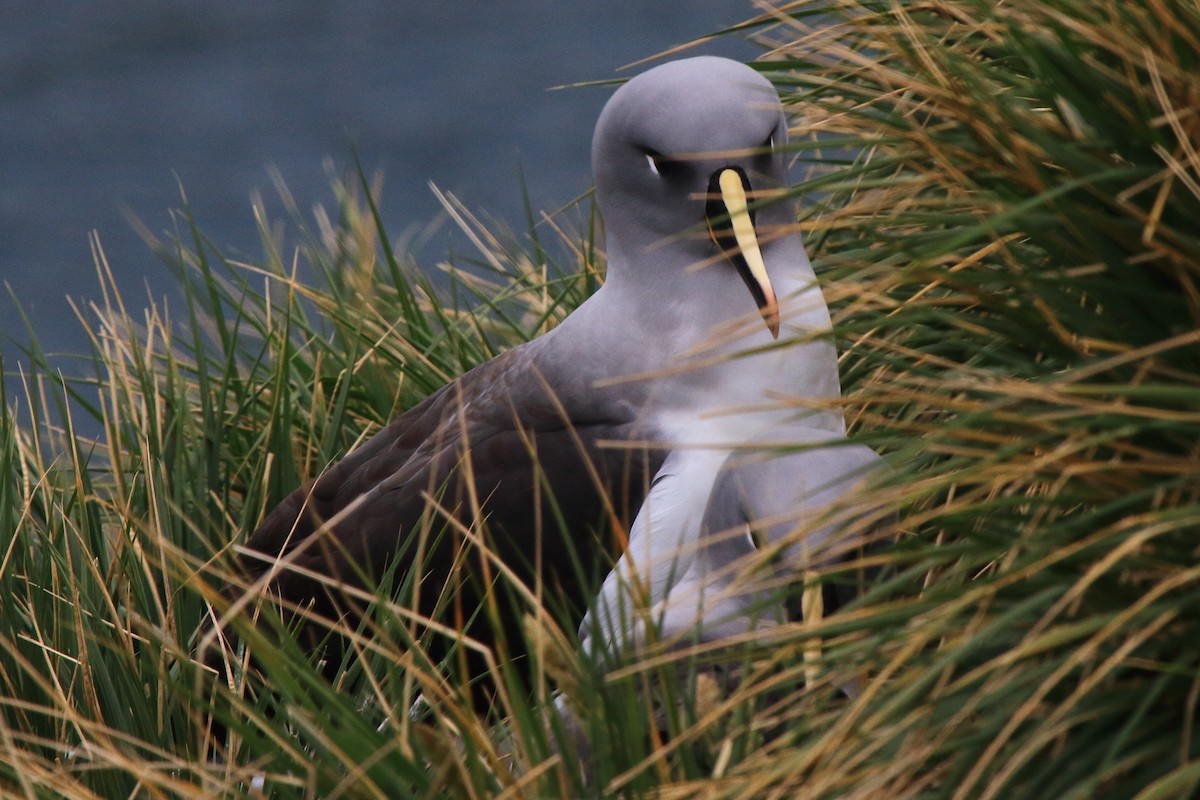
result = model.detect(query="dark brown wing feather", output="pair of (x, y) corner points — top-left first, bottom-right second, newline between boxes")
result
(238, 346), (662, 664)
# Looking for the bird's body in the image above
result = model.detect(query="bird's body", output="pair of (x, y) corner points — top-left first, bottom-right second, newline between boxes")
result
(234, 56), (844, 682)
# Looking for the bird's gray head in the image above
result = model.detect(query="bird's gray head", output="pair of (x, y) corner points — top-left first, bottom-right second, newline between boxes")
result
(592, 56), (793, 337)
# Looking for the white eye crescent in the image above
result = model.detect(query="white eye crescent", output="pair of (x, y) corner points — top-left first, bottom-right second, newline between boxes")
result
(646, 153), (660, 176)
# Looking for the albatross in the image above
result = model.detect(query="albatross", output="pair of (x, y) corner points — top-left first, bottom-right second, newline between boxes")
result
(232, 56), (844, 686)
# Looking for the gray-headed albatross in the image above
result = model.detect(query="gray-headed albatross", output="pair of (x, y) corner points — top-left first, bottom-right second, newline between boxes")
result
(231, 56), (844, 689)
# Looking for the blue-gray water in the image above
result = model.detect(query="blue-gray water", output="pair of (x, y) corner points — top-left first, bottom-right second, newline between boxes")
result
(0, 2), (757, 365)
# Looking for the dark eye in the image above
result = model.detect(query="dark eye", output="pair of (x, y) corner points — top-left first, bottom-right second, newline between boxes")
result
(745, 524), (766, 551)
(642, 147), (683, 179)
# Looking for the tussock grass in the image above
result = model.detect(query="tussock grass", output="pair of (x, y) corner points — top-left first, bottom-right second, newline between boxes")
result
(734, 2), (1200, 797)
(2, 1), (1199, 796)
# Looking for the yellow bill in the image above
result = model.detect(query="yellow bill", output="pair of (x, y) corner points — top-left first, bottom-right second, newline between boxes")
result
(705, 166), (781, 338)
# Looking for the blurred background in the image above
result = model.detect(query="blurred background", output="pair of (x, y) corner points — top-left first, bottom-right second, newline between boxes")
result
(0, 1), (757, 362)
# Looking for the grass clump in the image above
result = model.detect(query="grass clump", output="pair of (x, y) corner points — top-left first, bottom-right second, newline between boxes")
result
(0, 177), (605, 796)
(1, 1), (1199, 797)
(734, 1), (1200, 797)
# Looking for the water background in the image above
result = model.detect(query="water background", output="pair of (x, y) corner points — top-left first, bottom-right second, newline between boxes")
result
(1, 2), (757, 367)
